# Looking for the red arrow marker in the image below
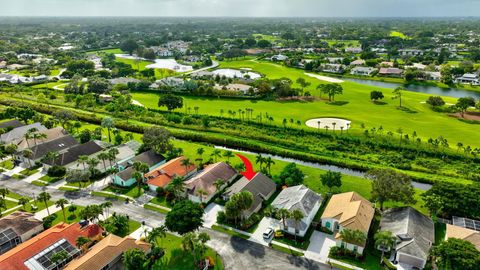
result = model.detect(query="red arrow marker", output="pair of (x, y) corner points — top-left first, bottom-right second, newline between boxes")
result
(236, 154), (257, 180)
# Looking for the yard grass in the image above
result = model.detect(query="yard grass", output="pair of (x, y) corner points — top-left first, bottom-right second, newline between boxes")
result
(0, 159), (14, 170)
(19, 168), (39, 176)
(153, 232), (224, 270)
(133, 59), (480, 150)
(390, 31), (409, 39)
(211, 225), (250, 240)
(149, 196), (174, 209)
(104, 185), (143, 198)
(39, 175), (63, 183)
(5, 192), (29, 200)
(50, 205), (86, 226)
(31, 180), (48, 186)
(11, 174), (25, 180)
(434, 222), (446, 245)
(58, 186), (80, 191)
(270, 243), (304, 257)
(91, 191), (129, 202)
(115, 57), (177, 79)
(102, 216), (141, 237)
(144, 203), (170, 215)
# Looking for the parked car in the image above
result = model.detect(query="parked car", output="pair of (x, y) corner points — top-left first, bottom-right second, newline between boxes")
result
(263, 227), (274, 239)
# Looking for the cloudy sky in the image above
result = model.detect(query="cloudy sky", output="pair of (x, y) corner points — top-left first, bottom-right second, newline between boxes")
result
(1, 0), (480, 17)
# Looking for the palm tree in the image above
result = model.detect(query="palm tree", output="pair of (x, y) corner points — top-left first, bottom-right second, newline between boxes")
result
(223, 150), (234, 163)
(0, 188), (10, 199)
(277, 208), (291, 230)
(339, 228), (367, 249)
(98, 152), (110, 172)
(101, 117), (115, 143)
(22, 149), (33, 168)
(38, 192), (51, 216)
(101, 201), (113, 218)
(210, 149), (221, 163)
(180, 158), (193, 174)
(392, 87), (404, 107)
(55, 199), (69, 222)
(32, 132), (47, 147)
(132, 171), (144, 196)
(147, 225), (167, 247)
(76, 236), (91, 254)
(291, 209), (304, 243)
(18, 197), (29, 210)
(255, 154), (265, 171)
(213, 179), (224, 193)
(196, 188), (208, 204)
(264, 157), (275, 175)
(108, 148), (120, 167)
(0, 198), (6, 217)
(87, 157), (99, 175)
(77, 155), (89, 170)
(332, 122), (336, 132)
(170, 176), (186, 200)
(374, 231), (397, 264)
(42, 151), (59, 166)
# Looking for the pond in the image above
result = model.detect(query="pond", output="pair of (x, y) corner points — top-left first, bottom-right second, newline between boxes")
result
(212, 69), (261, 80)
(214, 146), (432, 191)
(115, 54), (193, 72)
(345, 78), (480, 99)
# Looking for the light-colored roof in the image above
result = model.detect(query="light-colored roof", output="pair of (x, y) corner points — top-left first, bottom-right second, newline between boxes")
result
(0, 123), (47, 144)
(185, 162), (237, 198)
(446, 224), (480, 251)
(272, 185), (321, 216)
(64, 234), (151, 270)
(17, 127), (67, 151)
(321, 192), (374, 234)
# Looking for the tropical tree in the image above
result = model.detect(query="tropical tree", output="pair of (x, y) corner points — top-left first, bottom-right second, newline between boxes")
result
(392, 87), (404, 107)
(55, 199), (69, 223)
(210, 149), (221, 163)
(142, 126), (173, 154)
(0, 188), (9, 199)
(76, 236), (91, 253)
(77, 155), (89, 170)
(422, 194), (443, 222)
(339, 228), (367, 247)
(101, 117), (115, 142)
(374, 231), (397, 264)
(367, 169), (416, 210)
(320, 171), (342, 193)
(97, 152), (110, 172)
(291, 209), (304, 242)
(132, 171), (144, 196)
(181, 158), (193, 174)
(165, 200), (204, 234)
(320, 83), (343, 101)
(264, 157), (275, 175)
(38, 192), (51, 216)
(431, 238), (480, 270)
(147, 225), (167, 247)
(223, 150), (235, 163)
(18, 197), (29, 210)
(169, 176), (186, 200)
(100, 201), (113, 218)
(22, 149), (34, 168)
(277, 208), (291, 230)
(122, 248), (147, 270)
(213, 179), (224, 193)
(196, 188), (208, 204)
(0, 198), (6, 217)
(255, 154), (265, 170)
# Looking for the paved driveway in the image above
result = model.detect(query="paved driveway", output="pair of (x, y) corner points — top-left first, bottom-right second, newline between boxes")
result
(203, 203), (224, 228)
(305, 231), (337, 263)
(250, 217), (281, 246)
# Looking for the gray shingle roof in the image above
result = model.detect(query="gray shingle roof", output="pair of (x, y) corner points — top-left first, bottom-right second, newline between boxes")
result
(224, 172), (276, 217)
(0, 120), (24, 130)
(380, 207), (434, 260)
(46, 141), (104, 166)
(0, 123), (47, 144)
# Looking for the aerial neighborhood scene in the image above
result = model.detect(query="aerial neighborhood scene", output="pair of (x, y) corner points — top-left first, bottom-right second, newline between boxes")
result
(1, 0), (480, 270)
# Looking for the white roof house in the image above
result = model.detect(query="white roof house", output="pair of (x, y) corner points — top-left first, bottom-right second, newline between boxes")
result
(271, 185), (322, 237)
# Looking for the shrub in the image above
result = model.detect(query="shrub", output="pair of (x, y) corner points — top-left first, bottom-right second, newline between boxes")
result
(182, 116), (195, 125)
(217, 211), (226, 224)
(42, 213), (58, 229)
(427, 96), (445, 107)
(165, 114), (182, 124)
(156, 187), (165, 197)
(47, 165), (66, 177)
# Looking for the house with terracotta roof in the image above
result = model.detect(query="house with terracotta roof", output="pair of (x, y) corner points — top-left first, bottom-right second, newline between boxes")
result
(184, 162), (237, 203)
(64, 234), (151, 270)
(111, 150), (166, 187)
(0, 222), (102, 270)
(145, 156), (197, 192)
(321, 192), (375, 254)
(446, 224), (480, 251)
(0, 212), (43, 255)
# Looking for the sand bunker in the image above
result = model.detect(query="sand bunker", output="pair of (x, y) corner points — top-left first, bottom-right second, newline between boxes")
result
(305, 73), (344, 83)
(305, 118), (351, 130)
(212, 69), (261, 79)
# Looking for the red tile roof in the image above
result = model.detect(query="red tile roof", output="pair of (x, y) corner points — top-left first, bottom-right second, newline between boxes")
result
(145, 156), (196, 188)
(0, 222), (103, 270)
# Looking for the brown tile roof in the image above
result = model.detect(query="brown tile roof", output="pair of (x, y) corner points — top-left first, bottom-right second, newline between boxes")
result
(16, 127), (67, 150)
(0, 212), (42, 238)
(446, 224), (480, 251)
(0, 223), (103, 270)
(322, 192), (374, 235)
(64, 234), (151, 270)
(185, 162), (237, 198)
(146, 156), (196, 188)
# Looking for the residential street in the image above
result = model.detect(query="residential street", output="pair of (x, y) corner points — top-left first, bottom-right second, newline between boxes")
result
(1, 179), (336, 270)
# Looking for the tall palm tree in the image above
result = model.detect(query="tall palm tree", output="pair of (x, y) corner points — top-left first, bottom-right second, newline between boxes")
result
(264, 157), (275, 175)
(77, 155), (89, 170)
(213, 179), (224, 193)
(38, 192), (51, 216)
(210, 149), (221, 163)
(291, 209), (304, 243)
(277, 208), (291, 230)
(223, 150), (234, 163)
(108, 148), (120, 167)
(97, 152), (110, 172)
(42, 151), (59, 166)
(32, 132), (47, 147)
(76, 236), (91, 254)
(339, 228), (367, 249)
(147, 225), (167, 247)
(132, 171), (144, 196)
(170, 176), (186, 200)
(196, 188), (208, 204)
(374, 231), (397, 264)
(101, 117), (115, 143)
(18, 197), (29, 210)
(255, 154), (265, 171)
(22, 149), (33, 168)
(55, 199), (69, 222)
(0, 198), (6, 217)
(101, 201), (113, 218)
(180, 158), (193, 174)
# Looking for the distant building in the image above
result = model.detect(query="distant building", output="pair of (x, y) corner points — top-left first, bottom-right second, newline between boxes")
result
(398, 49), (424, 57)
(0, 212), (43, 255)
(349, 59), (365, 66)
(146, 156), (197, 192)
(108, 77), (141, 85)
(112, 150), (166, 187)
(446, 224), (480, 251)
(345, 47), (363, 54)
(350, 66), (377, 76)
(454, 74), (480, 85)
(379, 67), (404, 77)
(271, 54), (289, 61)
(321, 63), (345, 74)
(0, 123), (47, 144)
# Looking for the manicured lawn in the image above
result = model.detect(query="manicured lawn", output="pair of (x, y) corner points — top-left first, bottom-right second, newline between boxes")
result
(102, 216), (141, 237)
(149, 196), (173, 209)
(58, 186), (80, 191)
(144, 204), (170, 215)
(11, 174), (25, 180)
(0, 159), (14, 170)
(39, 175), (63, 183)
(31, 180), (48, 186)
(50, 205), (86, 226)
(132, 59), (480, 150)
(152, 232), (224, 270)
(270, 243), (304, 257)
(115, 58), (177, 79)
(210, 225), (250, 240)
(104, 185), (144, 198)
(91, 191), (129, 202)
(390, 31), (408, 39)
(5, 192), (29, 200)
(19, 168), (39, 176)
